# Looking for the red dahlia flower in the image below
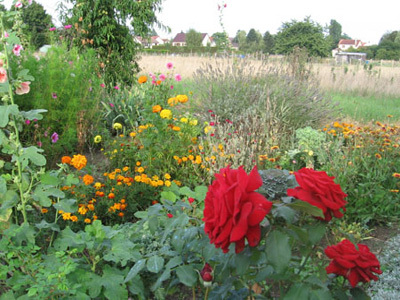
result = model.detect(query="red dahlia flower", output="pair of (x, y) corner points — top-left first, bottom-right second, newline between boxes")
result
(325, 239), (382, 287)
(203, 166), (272, 253)
(287, 168), (347, 221)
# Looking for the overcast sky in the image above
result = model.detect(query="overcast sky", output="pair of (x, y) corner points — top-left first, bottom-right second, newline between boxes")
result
(3, 0), (399, 45)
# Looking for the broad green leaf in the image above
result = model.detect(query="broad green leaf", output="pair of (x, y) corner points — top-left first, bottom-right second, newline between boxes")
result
(127, 276), (145, 298)
(101, 265), (128, 300)
(288, 200), (324, 218)
(350, 287), (371, 300)
(65, 174), (79, 185)
(0, 207), (12, 223)
(160, 191), (177, 203)
(234, 251), (251, 275)
(146, 255), (164, 273)
(53, 227), (84, 251)
(0, 104), (19, 127)
(309, 288), (333, 300)
(85, 220), (106, 241)
(194, 185), (208, 201)
(0, 291), (15, 300)
(124, 259), (147, 283)
(150, 268), (171, 292)
(134, 211), (148, 219)
(283, 284), (309, 300)
(32, 185), (65, 207)
(103, 235), (141, 266)
(0, 130), (6, 144)
(266, 231), (291, 274)
(20, 109), (47, 121)
(19, 146), (46, 167)
(165, 256), (183, 269)
(39, 172), (61, 186)
(53, 198), (77, 213)
(0, 176), (9, 195)
(0, 190), (19, 211)
(179, 186), (196, 198)
(0, 82), (9, 93)
(35, 220), (60, 232)
(274, 205), (296, 223)
(13, 223), (36, 246)
(175, 265), (197, 286)
(307, 223), (326, 244)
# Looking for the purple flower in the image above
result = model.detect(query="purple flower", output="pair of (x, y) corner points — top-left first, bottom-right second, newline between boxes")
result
(51, 132), (59, 143)
(89, 87), (92, 92)
(25, 120), (31, 125)
(52, 93), (57, 99)
(44, 131), (48, 137)
(49, 27), (56, 31)
(64, 25), (72, 29)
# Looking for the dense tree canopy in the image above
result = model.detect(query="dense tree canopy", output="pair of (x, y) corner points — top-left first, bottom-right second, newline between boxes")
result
(186, 29), (203, 48)
(63, 0), (164, 85)
(263, 31), (275, 54)
(274, 18), (330, 57)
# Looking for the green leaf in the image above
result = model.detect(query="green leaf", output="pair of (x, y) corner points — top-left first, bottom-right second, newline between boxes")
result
(0, 190), (19, 212)
(175, 265), (197, 286)
(146, 255), (164, 273)
(283, 284), (309, 300)
(101, 265), (128, 300)
(266, 231), (291, 274)
(20, 109), (47, 121)
(124, 259), (147, 283)
(39, 172), (61, 186)
(19, 146), (46, 167)
(35, 220), (60, 232)
(0, 105), (19, 127)
(165, 256), (183, 269)
(307, 223), (326, 244)
(309, 288), (333, 300)
(134, 211), (148, 219)
(32, 185), (65, 207)
(160, 191), (177, 203)
(288, 200), (324, 218)
(350, 287), (371, 300)
(0, 176), (6, 195)
(0, 82), (9, 93)
(65, 174), (79, 186)
(179, 186), (196, 198)
(150, 268), (171, 292)
(274, 205), (296, 223)
(103, 235), (141, 266)
(194, 185), (208, 201)
(234, 251), (251, 275)
(53, 198), (77, 213)
(127, 276), (145, 298)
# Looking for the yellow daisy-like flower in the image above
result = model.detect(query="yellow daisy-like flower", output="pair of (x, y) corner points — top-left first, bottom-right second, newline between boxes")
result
(94, 135), (102, 143)
(165, 180), (171, 187)
(137, 167), (144, 173)
(167, 97), (178, 106)
(78, 205), (88, 215)
(129, 132), (136, 137)
(176, 94), (188, 103)
(160, 109), (172, 119)
(180, 117), (188, 123)
(204, 126), (212, 134)
(94, 182), (102, 189)
(113, 123), (123, 130)
(164, 173), (171, 179)
(189, 119), (198, 126)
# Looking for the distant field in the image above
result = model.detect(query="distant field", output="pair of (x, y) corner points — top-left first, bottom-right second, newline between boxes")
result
(138, 54), (400, 122)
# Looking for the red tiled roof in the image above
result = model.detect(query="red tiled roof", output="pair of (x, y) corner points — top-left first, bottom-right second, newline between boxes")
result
(339, 39), (356, 45)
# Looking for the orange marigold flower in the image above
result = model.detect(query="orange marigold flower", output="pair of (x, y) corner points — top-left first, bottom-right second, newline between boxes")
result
(83, 174), (94, 185)
(270, 146), (279, 150)
(393, 173), (400, 178)
(121, 204), (127, 210)
(62, 213), (72, 220)
(41, 208), (48, 213)
(70, 154), (87, 170)
(375, 153), (382, 159)
(152, 200), (159, 205)
(93, 215), (98, 220)
(87, 204), (95, 211)
(61, 156), (72, 164)
(120, 199), (126, 204)
(138, 75), (147, 84)
(78, 206), (88, 215)
(108, 193), (115, 199)
(172, 126), (181, 131)
(118, 212), (124, 217)
(84, 218), (91, 224)
(176, 94), (188, 103)
(71, 215), (78, 222)
(123, 166), (129, 172)
(167, 97), (178, 106)
(390, 189), (399, 193)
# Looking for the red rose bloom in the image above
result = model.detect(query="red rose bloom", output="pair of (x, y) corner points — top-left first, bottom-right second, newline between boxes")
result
(325, 239), (382, 287)
(286, 168), (347, 221)
(200, 263), (213, 282)
(203, 166), (272, 253)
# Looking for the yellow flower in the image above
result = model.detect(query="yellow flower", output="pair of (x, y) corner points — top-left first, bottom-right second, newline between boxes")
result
(165, 180), (171, 187)
(70, 154), (87, 170)
(113, 123), (123, 130)
(172, 126), (181, 131)
(164, 173), (171, 179)
(160, 109), (172, 119)
(70, 215), (78, 222)
(189, 119), (198, 126)
(94, 135), (102, 143)
(84, 218), (91, 224)
(176, 94), (188, 103)
(62, 213), (72, 220)
(137, 167), (144, 173)
(152, 105), (162, 113)
(204, 126), (212, 134)
(94, 182), (102, 189)
(180, 117), (188, 123)
(129, 132), (136, 137)
(168, 97), (178, 106)
(78, 205), (88, 215)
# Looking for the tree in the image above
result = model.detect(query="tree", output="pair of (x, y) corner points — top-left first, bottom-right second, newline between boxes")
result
(263, 31), (275, 54)
(328, 19), (342, 49)
(212, 32), (229, 50)
(186, 29), (203, 48)
(20, 1), (52, 49)
(235, 30), (247, 51)
(63, 0), (164, 86)
(274, 17), (330, 57)
(245, 28), (263, 53)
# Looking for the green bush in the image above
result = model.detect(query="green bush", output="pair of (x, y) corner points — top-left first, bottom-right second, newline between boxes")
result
(12, 45), (106, 166)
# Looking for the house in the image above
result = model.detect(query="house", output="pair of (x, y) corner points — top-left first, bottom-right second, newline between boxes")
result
(335, 52), (367, 64)
(338, 39), (366, 51)
(171, 32), (215, 47)
(134, 36), (166, 48)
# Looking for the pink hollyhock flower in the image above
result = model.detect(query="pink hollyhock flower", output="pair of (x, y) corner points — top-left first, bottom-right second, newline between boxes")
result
(100, 83), (105, 88)
(114, 85), (119, 90)
(166, 62), (173, 69)
(170, 85), (174, 89)
(37, 141), (42, 147)
(4, 31), (9, 38)
(64, 25), (72, 29)
(15, 1), (22, 8)
(13, 44), (23, 56)
(51, 132), (59, 143)
(25, 120), (31, 125)
(15, 81), (30, 95)
(0, 67), (8, 83)
(49, 27), (56, 31)
(159, 74), (166, 81)
(175, 74), (182, 82)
